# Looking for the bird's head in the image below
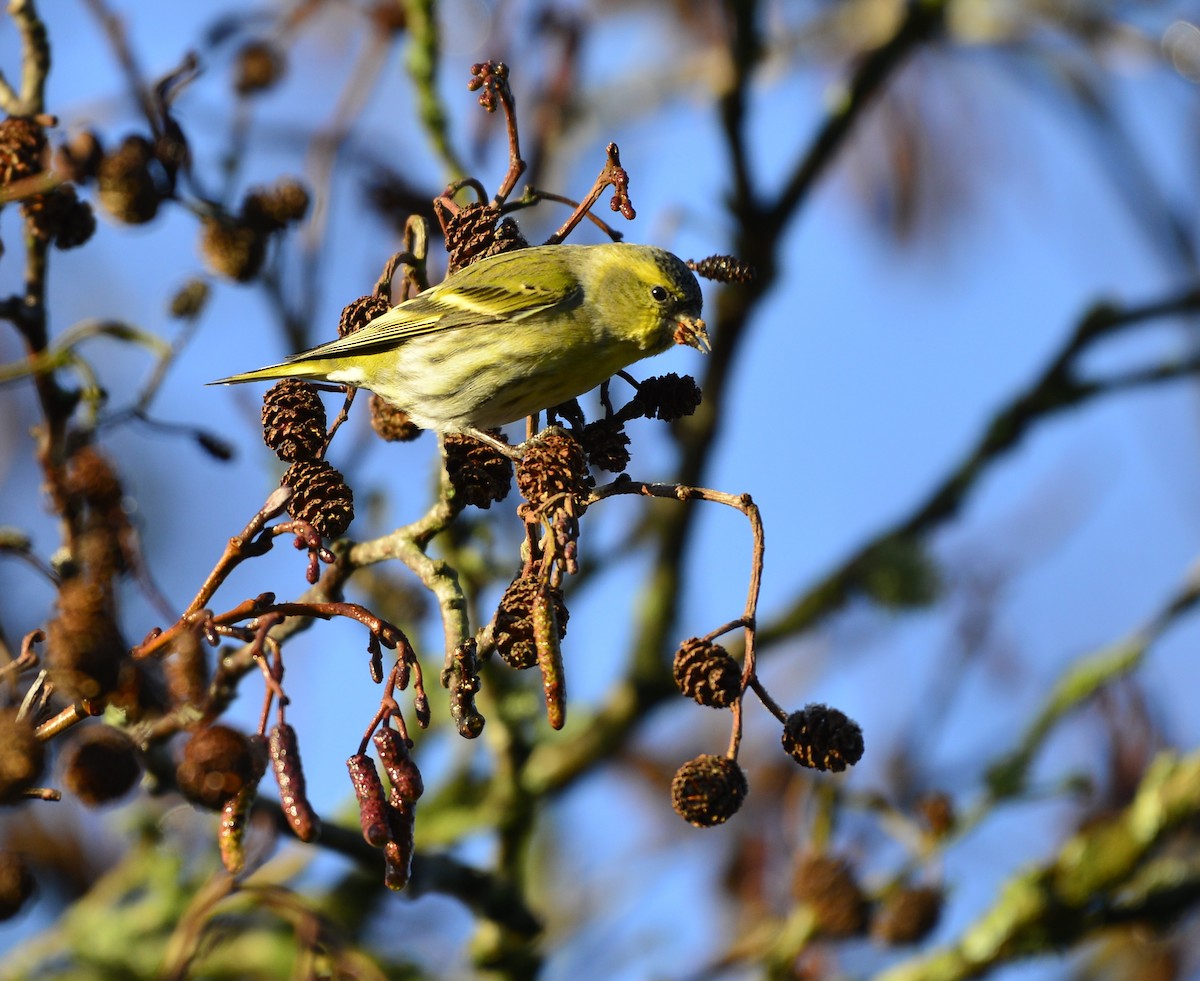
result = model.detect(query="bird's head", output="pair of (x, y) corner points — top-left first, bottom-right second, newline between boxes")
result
(596, 244), (709, 354)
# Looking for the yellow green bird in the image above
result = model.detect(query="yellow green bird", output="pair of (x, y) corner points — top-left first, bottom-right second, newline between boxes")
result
(211, 243), (708, 442)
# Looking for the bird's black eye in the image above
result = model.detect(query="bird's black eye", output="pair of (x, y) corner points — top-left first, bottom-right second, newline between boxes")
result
(650, 285), (669, 303)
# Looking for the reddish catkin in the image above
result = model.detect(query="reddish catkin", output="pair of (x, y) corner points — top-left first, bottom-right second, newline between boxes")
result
(532, 583), (566, 730)
(372, 726), (424, 803)
(383, 804), (416, 891)
(347, 753), (390, 848)
(219, 785), (254, 874)
(269, 724), (320, 842)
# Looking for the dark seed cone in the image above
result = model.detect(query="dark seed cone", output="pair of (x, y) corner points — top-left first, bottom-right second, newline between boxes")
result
(64, 445), (123, 510)
(673, 638), (741, 708)
(243, 177), (310, 230)
(631, 373), (702, 422)
(493, 574), (568, 669)
(73, 524), (124, 582)
(792, 853), (867, 938)
(339, 292), (391, 337)
(0, 709), (45, 805)
(45, 577), (127, 701)
(200, 215), (267, 282)
(580, 417), (631, 473)
(0, 852), (34, 921)
(871, 885), (943, 946)
(671, 754), (747, 828)
(234, 39), (286, 95)
(781, 704), (864, 773)
(369, 394), (422, 442)
(97, 135), (161, 224)
(164, 627), (210, 709)
(106, 658), (170, 725)
(444, 202), (528, 273)
(60, 725), (141, 806)
(688, 254), (757, 284)
(916, 792), (956, 839)
(516, 430), (589, 513)
(0, 116), (46, 185)
(176, 725), (260, 810)
(22, 186), (96, 250)
(55, 129), (104, 184)
(281, 460), (355, 539)
(262, 378), (328, 462)
(444, 432), (513, 509)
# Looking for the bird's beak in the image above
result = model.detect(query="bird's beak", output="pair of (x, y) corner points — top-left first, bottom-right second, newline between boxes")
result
(674, 315), (710, 353)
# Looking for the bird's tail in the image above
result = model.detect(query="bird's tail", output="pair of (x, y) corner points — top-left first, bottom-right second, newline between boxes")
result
(209, 360), (328, 387)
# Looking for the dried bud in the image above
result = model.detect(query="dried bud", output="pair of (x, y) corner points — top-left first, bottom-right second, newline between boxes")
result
(347, 753), (391, 848)
(631, 373), (702, 422)
(687, 254), (756, 284)
(672, 638), (741, 708)
(444, 431), (513, 508)
(781, 704), (864, 772)
(97, 135), (161, 224)
(0, 116), (46, 185)
(338, 292), (391, 337)
(0, 709), (45, 805)
(369, 394), (422, 442)
(269, 723), (319, 842)
(0, 852), (34, 921)
(368, 1), (407, 32)
(281, 459), (355, 539)
(55, 129), (104, 184)
(261, 379), (327, 462)
(234, 39), (285, 95)
(199, 215), (267, 282)
(792, 853), (867, 937)
(516, 429), (589, 513)
(670, 754), (747, 828)
(467, 61), (510, 112)
(493, 574), (568, 670)
(60, 725), (141, 806)
(871, 885), (943, 945)
(168, 278), (211, 319)
(177, 725), (259, 810)
(580, 417), (631, 473)
(443, 202), (527, 273)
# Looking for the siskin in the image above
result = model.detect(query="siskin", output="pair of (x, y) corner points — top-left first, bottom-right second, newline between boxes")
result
(211, 243), (708, 444)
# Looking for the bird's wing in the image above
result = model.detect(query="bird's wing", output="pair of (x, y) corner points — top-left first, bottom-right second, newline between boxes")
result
(284, 280), (580, 362)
